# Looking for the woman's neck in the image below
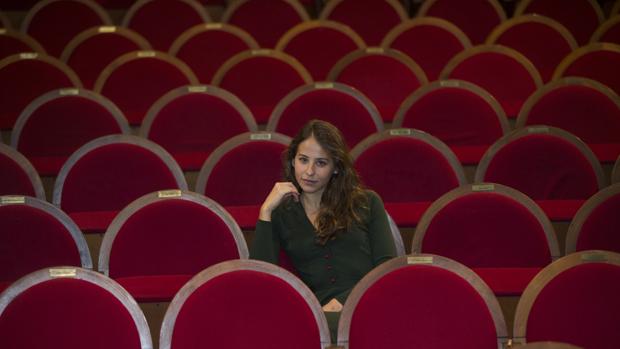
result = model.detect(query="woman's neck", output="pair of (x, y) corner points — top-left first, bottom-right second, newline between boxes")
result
(301, 192), (322, 212)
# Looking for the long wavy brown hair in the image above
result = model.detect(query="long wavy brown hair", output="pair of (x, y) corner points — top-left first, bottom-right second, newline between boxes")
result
(284, 120), (368, 245)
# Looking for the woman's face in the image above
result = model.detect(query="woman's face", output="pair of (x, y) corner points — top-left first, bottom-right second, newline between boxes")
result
(293, 136), (336, 196)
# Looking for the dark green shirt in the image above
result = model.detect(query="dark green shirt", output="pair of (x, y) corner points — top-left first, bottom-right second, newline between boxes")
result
(250, 190), (397, 305)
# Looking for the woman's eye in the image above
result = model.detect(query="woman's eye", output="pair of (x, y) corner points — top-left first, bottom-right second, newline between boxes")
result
(298, 157), (308, 163)
(316, 161), (327, 167)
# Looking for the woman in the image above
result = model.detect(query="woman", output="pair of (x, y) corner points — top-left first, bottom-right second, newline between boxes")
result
(251, 120), (397, 340)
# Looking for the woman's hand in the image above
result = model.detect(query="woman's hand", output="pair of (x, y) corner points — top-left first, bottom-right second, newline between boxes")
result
(259, 182), (300, 221)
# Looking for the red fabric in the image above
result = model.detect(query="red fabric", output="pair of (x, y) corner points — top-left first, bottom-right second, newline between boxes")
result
(225, 0), (306, 48)
(399, 86), (505, 146)
(422, 0), (503, 44)
(16, 95), (124, 175)
(421, 192), (553, 267)
(493, 20), (575, 82)
(473, 267), (542, 296)
(348, 266), (498, 349)
(536, 199), (584, 221)
(325, 0), (403, 46)
(0, 279), (142, 349)
(0, 205), (82, 283)
(116, 274), (191, 302)
(450, 145), (487, 165)
(24, 1), (106, 57)
(384, 201), (432, 227)
(576, 193), (620, 253)
(202, 141), (286, 206)
(282, 25), (362, 80)
(0, 34), (36, 61)
(108, 199), (242, 278)
(66, 31), (143, 89)
(599, 22), (620, 45)
(0, 152), (37, 197)
(175, 28), (254, 83)
(147, 92), (251, 171)
(224, 205), (261, 229)
(526, 263), (620, 349)
(69, 210), (118, 233)
(29, 155), (69, 176)
(447, 50), (539, 118)
(522, 0), (601, 45)
(98, 56), (193, 125)
(273, 88), (380, 148)
(171, 270), (321, 349)
(127, 0), (206, 51)
(355, 137), (461, 202)
(59, 143), (181, 212)
(216, 55), (308, 123)
(483, 134), (600, 200)
(561, 49), (620, 97)
(335, 54), (424, 122)
(389, 23), (468, 80)
(524, 84), (620, 143)
(589, 143), (620, 163)
(0, 58), (77, 129)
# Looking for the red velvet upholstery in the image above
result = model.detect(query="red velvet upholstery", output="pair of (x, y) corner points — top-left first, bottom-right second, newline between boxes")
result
(95, 53), (197, 125)
(320, 0), (406, 46)
(0, 54), (80, 129)
(278, 21), (365, 81)
(0, 270), (148, 349)
(570, 184), (620, 253)
(442, 46), (542, 118)
(418, 0), (506, 44)
(516, 0), (603, 45)
(521, 260), (620, 349)
(557, 45), (620, 97)
(489, 15), (577, 82)
(13, 90), (128, 175)
(518, 79), (620, 145)
(22, 0), (110, 57)
(0, 31), (43, 60)
(63, 27), (149, 89)
(222, 0), (308, 48)
(268, 83), (382, 148)
(330, 49), (427, 122)
(142, 86), (256, 170)
(595, 17), (620, 45)
(0, 144), (43, 199)
(171, 24), (258, 83)
(165, 263), (326, 349)
(213, 51), (311, 124)
(384, 19), (471, 80)
(124, 0), (209, 51)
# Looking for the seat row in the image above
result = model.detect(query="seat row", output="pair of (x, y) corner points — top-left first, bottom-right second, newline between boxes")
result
(0, 251), (618, 349)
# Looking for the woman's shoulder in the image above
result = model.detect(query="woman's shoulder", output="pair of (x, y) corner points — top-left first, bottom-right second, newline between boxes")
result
(363, 189), (384, 206)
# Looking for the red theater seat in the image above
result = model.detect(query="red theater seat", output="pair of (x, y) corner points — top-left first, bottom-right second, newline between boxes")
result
(0, 30), (45, 60)
(591, 16), (620, 45)
(0, 144), (45, 200)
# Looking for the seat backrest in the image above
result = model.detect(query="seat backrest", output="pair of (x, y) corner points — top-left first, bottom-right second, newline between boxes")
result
(221, 0), (309, 48)
(440, 44), (543, 118)
(99, 190), (248, 278)
(393, 79), (509, 146)
(0, 267), (152, 349)
(614, 155), (620, 183)
(486, 14), (577, 82)
(416, 0), (507, 44)
(266, 82), (383, 148)
(53, 134), (187, 214)
(565, 183), (620, 254)
(195, 132), (291, 206)
(11, 88), (130, 176)
(319, 0), (407, 46)
(0, 30), (46, 60)
(513, 250), (620, 348)
(413, 183), (559, 267)
(590, 16), (620, 45)
(337, 254), (507, 349)
(0, 52), (82, 129)
(328, 47), (428, 122)
(475, 126), (606, 200)
(94, 50), (199, 125)
(21, 0), (112, 57)
(382, 17), (472, 81)
(61, 26), (152, 89)
(159, 259), (331, 349)
(276, 20), (366, 81)
(0, 195), (92, 290)
(0, 143), (45, 199)
(169, 23), (259, 83)
(212, 49), (312, 124)
(516, 77), (620, 144)
(123, 0), (211, 51)
(514, 0), (604, 45)
(351, 129), (466, 203)
(552, 43), (620, 97)
(140, 85), (257, 171)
